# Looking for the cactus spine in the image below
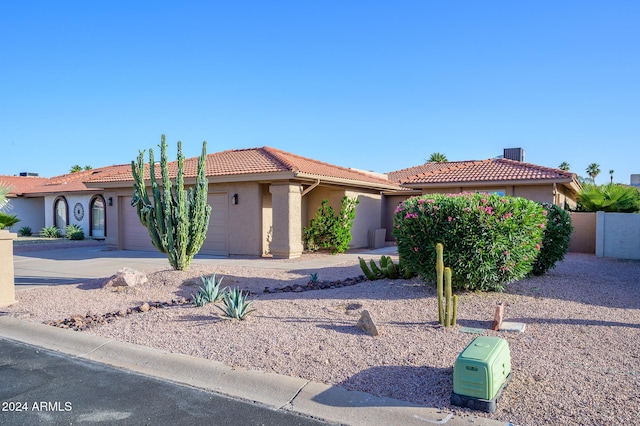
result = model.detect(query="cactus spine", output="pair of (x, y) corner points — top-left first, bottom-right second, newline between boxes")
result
(131, 134), (212, 271)
(436, 243), (457, 327)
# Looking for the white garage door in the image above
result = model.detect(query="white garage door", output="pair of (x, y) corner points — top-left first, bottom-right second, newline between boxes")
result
(120, 194), (228, 256)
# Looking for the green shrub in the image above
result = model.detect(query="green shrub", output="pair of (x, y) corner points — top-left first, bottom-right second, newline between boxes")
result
(393, 193), (546, 292)
(0, 212), (20, 230)
(18, 226), (32, 236)
(217, 287), (256, 320)
(530, 203), (573, 276)
(576, 183), (640, 212)
(65, 224), (85, 240)
(303, 196), (359, 254)
(40, 226), (61, 238)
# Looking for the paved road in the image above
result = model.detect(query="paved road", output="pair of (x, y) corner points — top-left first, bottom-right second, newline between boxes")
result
(0, 338), (333, 426)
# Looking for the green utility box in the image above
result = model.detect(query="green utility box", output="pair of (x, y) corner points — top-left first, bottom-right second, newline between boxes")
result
(451, 336), (512, 413)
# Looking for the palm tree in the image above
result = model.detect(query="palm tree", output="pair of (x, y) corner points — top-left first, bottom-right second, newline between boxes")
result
(69, 165), (82, 173)
(585, 163), (601, 184)
(609, 169), (614, 184)
(427, 152), (448, 163)
(0, 184), (9, 210)
(558, 162), (570, 171)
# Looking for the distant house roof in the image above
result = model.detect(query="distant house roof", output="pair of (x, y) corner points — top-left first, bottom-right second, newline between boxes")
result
(397, 158), (581, 190)
(25, 165), (132, 195)
(0, 175), (50, 197)
(387, 161), (479, 184)
(85, 146), (400, 190)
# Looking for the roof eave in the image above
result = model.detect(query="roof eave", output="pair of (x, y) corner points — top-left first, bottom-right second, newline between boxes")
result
(293, 172), (401, 191)
(402, 177), (579, 189)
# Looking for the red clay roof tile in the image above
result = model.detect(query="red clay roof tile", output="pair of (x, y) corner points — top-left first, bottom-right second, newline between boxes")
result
(401, 158), (576, 185)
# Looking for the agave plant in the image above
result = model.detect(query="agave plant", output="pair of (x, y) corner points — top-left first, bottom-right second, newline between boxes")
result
(192, 273), (225, 306)
(40, 225), (61, 238)
(217, 287), (256, 320)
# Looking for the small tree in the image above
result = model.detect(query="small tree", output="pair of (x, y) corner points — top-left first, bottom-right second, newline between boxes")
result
(131, 135), (212, 271)
(0, 184), (9, 210)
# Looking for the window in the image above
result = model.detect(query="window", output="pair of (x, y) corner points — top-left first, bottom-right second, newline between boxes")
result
(90, 196), (106, 238)
(54, 197), (68, 230)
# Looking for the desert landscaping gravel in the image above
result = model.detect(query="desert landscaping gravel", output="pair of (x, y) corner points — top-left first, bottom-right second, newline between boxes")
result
(3, 250), (639, 426)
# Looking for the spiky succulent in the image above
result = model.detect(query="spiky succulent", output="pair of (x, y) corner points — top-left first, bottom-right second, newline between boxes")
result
(217, 287), (256, 320)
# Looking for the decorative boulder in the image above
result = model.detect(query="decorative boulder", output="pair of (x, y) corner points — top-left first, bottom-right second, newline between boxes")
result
(103, 267), (148, 288)
(356, 310), (380, 336)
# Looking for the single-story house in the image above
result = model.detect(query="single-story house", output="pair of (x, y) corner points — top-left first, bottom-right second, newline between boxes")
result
(2, 147), (581, 258)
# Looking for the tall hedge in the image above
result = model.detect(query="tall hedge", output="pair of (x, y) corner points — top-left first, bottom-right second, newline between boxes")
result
(393, 192), (546, 291)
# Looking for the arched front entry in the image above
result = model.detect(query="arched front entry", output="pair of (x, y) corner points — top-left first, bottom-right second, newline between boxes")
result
(54, 197), (68, 230)
(90, 195), (106, 238)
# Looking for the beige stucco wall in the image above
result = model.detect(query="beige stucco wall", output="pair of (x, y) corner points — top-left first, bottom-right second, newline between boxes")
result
(568, 212), (596, 253)
(303, 186), (382, 249)
(0, 230), (16, 307)
(345, 190), (382, 248)
(261, 184), (273, 256)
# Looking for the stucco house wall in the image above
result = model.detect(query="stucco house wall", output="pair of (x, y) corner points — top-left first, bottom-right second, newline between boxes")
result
(44, 194), (96, 235)
(303, 186), (383, 249)
(3, 198), (44, 233)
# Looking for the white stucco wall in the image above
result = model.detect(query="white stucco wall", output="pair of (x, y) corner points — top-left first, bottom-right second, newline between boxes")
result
(2, 197), (44, 233)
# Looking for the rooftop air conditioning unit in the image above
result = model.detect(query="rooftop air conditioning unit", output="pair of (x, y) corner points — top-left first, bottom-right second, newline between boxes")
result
(503, 148), (525, 162)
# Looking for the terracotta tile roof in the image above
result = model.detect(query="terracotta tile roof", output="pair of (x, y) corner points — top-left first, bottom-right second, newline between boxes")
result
(0, 175), (50, 196)
(86, 147), (399, 189)
(400, 158), (577, 185)
(26, 165), (132, 194)
(387, 161), (478, 183)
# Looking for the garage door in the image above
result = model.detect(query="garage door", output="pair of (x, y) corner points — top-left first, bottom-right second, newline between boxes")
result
(120, 194), (229, 256)
(200, 193), (228, 256)
(120, 196), (156, 251)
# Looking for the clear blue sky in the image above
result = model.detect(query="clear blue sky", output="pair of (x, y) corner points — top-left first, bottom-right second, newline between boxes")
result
(2, 1), (638, 184)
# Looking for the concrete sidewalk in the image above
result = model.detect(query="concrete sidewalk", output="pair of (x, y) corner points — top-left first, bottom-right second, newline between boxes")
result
(7, 243), (510, 425)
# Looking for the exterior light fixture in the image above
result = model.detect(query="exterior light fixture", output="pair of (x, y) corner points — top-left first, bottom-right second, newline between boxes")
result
(232, 194), (239, 205)
(108, 197), (113, 206)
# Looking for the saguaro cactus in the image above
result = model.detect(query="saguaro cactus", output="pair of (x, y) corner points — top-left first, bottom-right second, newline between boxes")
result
(436, 243), (457, 327)
(131, 135), (211, 271)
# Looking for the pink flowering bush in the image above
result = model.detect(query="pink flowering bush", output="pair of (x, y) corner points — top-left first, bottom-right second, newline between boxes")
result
(393, 192), (546, 291)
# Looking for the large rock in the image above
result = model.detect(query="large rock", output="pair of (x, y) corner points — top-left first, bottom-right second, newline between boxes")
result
(103, 267), (148, 288)
(356, 310), (380, 336)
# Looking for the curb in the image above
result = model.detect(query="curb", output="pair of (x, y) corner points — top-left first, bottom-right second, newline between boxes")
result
(0, 317), (509, 426)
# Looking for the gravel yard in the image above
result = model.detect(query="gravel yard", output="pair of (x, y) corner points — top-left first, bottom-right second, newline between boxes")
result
(4, 248), (639, 426)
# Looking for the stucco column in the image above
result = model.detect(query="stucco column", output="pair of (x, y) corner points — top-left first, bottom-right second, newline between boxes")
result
(269, 183), (304, 259)
(0, 230), (17, 307)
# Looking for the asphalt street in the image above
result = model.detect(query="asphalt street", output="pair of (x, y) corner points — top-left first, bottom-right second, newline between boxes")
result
(0, 338), (334, 426)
